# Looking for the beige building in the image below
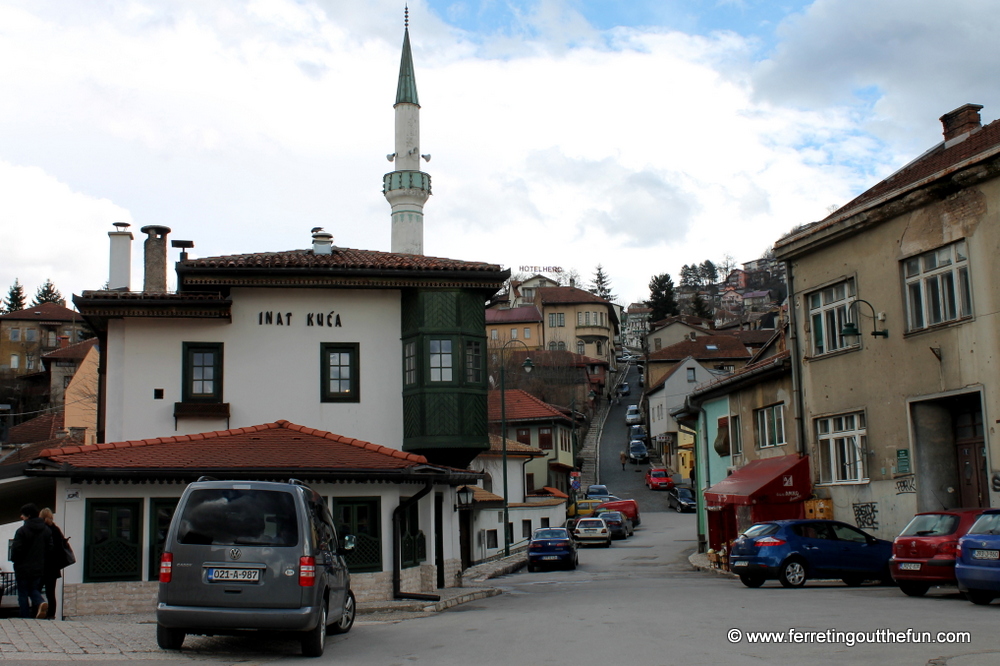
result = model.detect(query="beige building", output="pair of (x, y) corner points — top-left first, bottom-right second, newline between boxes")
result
(534, 286), (619, 367)
(773, 104), (1000, 538)
(486, 305), (543, 350)
(0, 302), (87, 377)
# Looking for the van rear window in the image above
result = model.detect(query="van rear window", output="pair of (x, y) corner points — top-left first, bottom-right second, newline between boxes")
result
(177, 489), (298, 546)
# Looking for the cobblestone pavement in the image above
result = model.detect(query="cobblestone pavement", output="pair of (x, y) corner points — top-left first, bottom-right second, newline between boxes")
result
(0, 562), (520, 661)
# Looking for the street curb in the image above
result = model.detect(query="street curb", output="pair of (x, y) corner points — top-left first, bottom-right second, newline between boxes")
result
(689, 552), (738, 578)
(422, 587), (502, 612)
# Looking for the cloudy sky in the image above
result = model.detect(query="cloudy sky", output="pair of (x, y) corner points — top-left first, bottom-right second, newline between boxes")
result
(1, 0), (996, 308)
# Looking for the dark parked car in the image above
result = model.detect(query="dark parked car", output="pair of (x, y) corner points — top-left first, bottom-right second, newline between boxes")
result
(597, 498), (640, 527)
(629, 425), (648, 443)
(527, 527), (579, 571)
(729, 520), (892, 589)
(619, 382), (630, 396)
(596, 510), (633, 539)
(955, 510), (1000, 605)
(891, 508), (987, 597)
(667, 485), (696, 512)
(628, 440), (648, 464)
(156, 478), (356, 657)
(585, 484), (610, 499)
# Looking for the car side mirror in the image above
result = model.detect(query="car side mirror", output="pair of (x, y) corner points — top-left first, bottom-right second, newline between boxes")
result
(340, 534), (356, 553)
(866, 536), (878, 546)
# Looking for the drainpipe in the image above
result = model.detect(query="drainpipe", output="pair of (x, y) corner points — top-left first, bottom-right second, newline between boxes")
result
(393, 482), (441, 601)
(784, 261), (807, 457)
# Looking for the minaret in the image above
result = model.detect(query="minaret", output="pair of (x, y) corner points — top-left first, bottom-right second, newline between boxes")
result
(384, 6), (431, 255)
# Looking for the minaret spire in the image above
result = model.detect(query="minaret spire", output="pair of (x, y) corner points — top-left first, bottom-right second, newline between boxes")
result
(384, 5), (430, 255)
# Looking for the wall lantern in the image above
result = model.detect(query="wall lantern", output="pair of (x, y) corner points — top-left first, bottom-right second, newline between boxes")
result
(841, 299), (889, 345)
(455, 485), (475, 511)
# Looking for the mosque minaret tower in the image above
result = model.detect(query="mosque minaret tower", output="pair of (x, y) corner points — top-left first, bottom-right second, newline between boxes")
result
(384, 7), (431, 255)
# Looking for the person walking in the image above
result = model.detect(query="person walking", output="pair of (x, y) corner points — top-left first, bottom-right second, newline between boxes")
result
(11, 503), (52, 619)
(39, 508), (68, 620)
(620, 450), (628, 471)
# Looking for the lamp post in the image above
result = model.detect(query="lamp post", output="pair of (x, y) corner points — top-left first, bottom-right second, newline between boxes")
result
(496, 339), (533, 557)
(840, 299), (889, 345)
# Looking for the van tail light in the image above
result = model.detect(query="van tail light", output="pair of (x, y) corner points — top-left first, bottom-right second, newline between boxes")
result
(159, 552), (173, 583)
(755, 537), (787, 547)
(299, 556), (316, 587)
(937, 540), (959, 557)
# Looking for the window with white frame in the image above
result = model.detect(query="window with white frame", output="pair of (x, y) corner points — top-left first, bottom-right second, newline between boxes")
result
(816, 412), (867, 483)
(10, 354), (19, 369)
(687, 368), (696, 382)
(808, 279), (855, 355)
(523, 328), (530, 339)
(577, 312), (583, 326)
(428, 339), (453, 382)
(25, 329), (37, 342)
(490, 329), (498, 340)
(510, 328), (517, 339)
(548, 313), (565, 328)
(904, 241), (972, 331)
(8, 328), (19, 341)
(731, 414), (743, 455)
(596, 341), (603, 355)
(755, 403), (785, 448)
(404, 341), (417, 385)
(577, 340), (585, 355)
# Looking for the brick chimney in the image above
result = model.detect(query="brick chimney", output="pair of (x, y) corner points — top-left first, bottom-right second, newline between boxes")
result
(940, 104), (983, 143)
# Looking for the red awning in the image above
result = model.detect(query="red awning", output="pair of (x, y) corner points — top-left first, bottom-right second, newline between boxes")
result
(704, 455), (810, 507)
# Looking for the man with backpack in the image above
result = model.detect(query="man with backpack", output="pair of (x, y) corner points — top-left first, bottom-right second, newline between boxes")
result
(11, 503), (52, 619)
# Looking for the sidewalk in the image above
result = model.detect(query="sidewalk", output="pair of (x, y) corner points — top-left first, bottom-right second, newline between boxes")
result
(0, 558), (521, 659)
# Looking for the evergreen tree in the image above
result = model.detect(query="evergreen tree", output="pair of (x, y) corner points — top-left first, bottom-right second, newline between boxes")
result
(690, 292), (713, 319)
(699, 260), (718, 285)
(588, 264), (616, 302)
(645, 273), (679, 323)
(679, 264), (701, 288)
(2, 279), (26, 314)
(31, 279), (64, 306)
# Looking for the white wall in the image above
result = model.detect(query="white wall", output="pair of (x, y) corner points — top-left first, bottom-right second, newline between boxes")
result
(105, 288), (404, 447)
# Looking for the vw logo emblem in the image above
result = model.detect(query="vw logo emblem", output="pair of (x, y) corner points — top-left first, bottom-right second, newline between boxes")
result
(230, 548), (242, 560)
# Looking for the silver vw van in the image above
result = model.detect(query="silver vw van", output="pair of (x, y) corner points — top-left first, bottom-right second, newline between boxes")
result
(156, 478), (355, 657)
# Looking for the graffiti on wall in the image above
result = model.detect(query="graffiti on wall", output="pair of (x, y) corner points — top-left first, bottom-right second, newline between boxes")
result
(895, 476), (916, 495)
(852, 502), (879, 530)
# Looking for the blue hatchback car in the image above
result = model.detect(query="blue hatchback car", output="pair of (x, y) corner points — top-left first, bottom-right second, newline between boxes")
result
(729, 520), (892, 588)
(955, 510), (1000, 605)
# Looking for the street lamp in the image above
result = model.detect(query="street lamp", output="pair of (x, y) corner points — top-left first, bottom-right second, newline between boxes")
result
(496, 339), (533, 557)
(840, 299), (888, 346)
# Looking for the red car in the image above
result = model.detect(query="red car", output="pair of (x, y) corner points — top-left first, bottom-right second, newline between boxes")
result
(644, 467), (674, 491)
(598, 498), (640, 527)
(890, 508), (988, 597)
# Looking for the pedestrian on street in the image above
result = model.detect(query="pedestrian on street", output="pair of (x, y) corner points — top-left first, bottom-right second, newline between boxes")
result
(39, 508), (69, 620)
(11, 503), (52, 619)
(620, 450), (627, 470)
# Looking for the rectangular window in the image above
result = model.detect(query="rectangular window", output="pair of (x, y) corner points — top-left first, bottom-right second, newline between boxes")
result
(85, 499), (142, 582)
(10, 354), (19, 369)
(904, 241), (972, 331)
(522, 519), (532, 539)
(491, 328), (498, 340)
(523, 328), (531, 339)
(25, 329), (37, 342)
(687, 368), (696, 382)
(510, 328), (517, 339)
(8, 328), (19, 341)
(26, 355), (35, 370)
(465, 340), (483, 383)
(429, 339), (453, 382)
(486, 529), (498, 549)
(540, 517), (550, 528)
(539, 427), (553, 450)
(807, 279), (855, 355)
(755, 404), (785, 448)
(816, 412), (867, 483)
(548, 313), (565, 328)
(516, 428), (531, 446)
(731, 414), (743, 455)
(585, 312), (591, 325)
(321, 343), (360, 402)
(526, 473), (535, 492)
(182, 342), (223, 403)
(577, 312), (583, 326)
(404, 341), (417, 385)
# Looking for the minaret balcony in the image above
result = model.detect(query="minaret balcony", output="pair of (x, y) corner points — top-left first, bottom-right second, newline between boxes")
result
(383, 170), (432, 195)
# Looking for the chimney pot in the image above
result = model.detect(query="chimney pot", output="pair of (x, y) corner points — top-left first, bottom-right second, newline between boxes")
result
(108, 223), (134, 291)
(940, 104), (983, 143)
(312, 230), (334, 255)
(140, 225), (172, 293)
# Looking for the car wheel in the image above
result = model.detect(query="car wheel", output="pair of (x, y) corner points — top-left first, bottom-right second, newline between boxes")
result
(567, 557), (577, 571)
(675, 503), (682, 513)
(604, 539), (612, 548)
(527, 562), (537, 572)
(898, 582), (930, 597)
(301, 602), (327, 657)
(778, 559), (807, 588)
(842, 575), (865, 587)
(328, 589), (356, 635)
(156, 624), (185, 651)
(966, 589), (995, 605)
(740, 575), (765, 588)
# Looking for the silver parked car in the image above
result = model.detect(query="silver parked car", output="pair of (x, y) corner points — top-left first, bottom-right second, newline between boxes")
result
(156, 478), (356, 657)
(625, 405), (643, 425)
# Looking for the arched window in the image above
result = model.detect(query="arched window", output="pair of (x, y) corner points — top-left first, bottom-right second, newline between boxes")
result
(557, 341), (566, 351)
(548, 342), (557, 351)
(577, 341), (585, 355)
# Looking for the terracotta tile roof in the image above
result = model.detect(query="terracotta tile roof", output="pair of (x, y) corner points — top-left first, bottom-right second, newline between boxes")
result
(469, 486), (505, 503)
(644, 360), (690, 393)
(488, 390), (571, 424)
(511, 498), (566, 508)
(181, 247), (503, 274)
(647, 335), (752, 362)
(507, 349), (608, 368)
(32, 420), (429, 471)
(689, 350), (791, 398)
(537, 286), (612, 306)
(539, 486), (569, 499)
(0, 302), (83, 322)
(42, 337), (98, 360)
(777, 113), (1000, 250)
(0, 435), (82, 468)
(485, 306), (542, 323)
(8, 411), (64, 444)
(719, 329), (776, 346)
